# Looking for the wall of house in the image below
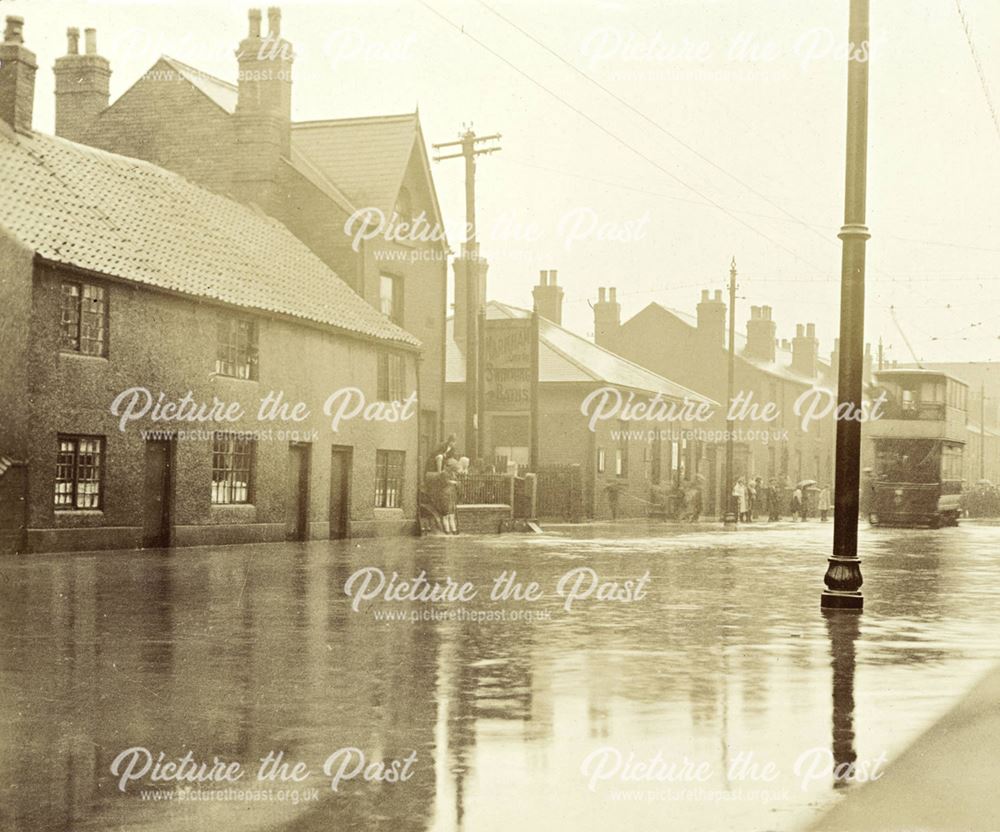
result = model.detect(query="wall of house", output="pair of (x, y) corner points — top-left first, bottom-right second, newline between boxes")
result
(83, 60), (235, 195)
(23, 262), (419, 552)
(606, 304), (837, 513)
(84, 72), (448, 466)
(0, 230), (33, 459)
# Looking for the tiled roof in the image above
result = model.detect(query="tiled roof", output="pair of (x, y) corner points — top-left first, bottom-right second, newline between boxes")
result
(0, 129), (419, 346)
(447, 301), (714, 403)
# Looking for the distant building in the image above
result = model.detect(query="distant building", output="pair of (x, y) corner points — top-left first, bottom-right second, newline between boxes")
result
(444, 272), (714, 520)
(55, 8), (449, 471)
(592, 287), (855, 515)
(0, 14), (421, 552)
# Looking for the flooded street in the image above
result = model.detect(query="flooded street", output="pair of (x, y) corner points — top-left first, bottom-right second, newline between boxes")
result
(2, 522), (1000, 832)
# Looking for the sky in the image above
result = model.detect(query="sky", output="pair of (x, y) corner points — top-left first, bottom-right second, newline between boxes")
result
(9, 0), (1000, 364)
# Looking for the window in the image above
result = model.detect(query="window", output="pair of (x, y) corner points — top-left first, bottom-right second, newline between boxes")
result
(215, 316), (258, 380)
(377, 351), (405, 401)
(379, 274), (403, 325)
(212, 433), (255, 504)
(375, 450), (405, 508)
(617, 421), (629, 478)
(55, 435), (104, 509)
(393, 186), (412, 226)
(60, 281), (107, 356)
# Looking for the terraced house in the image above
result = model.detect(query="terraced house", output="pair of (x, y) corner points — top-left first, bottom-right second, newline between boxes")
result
(55, 6), (449, 470)
(0, 15), (423, 553)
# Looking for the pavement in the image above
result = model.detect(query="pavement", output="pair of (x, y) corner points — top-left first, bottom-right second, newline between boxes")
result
(808, 661), (1000, 832)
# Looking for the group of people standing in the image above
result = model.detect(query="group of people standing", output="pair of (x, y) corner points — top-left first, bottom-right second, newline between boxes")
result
(732, 477), (832, 523)
(422, 434), (466, 534)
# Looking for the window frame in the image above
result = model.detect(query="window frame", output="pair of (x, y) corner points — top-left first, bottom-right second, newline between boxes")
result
(377, 350), (406, 402)
(379, 273), (404, 326)
(211, 432), (256, 505)
(215, 314), (259, 381)
(374, 449), (406, 509)
(54, 434), (105, 510)
(60, 280), (108, 357)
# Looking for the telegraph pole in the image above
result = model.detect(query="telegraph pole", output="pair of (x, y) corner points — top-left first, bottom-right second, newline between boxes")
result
(724, 257), (738, 527)
(822, 0), (871, 610)
(433, 128), (501, 461)
(981, 381), (986, 481)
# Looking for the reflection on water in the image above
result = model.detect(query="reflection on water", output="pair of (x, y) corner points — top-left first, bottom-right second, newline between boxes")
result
(1, 523), (1000, 831)
(824, 609), (859, 789)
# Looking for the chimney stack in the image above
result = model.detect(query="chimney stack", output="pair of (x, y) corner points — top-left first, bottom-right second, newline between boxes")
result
(234, 7), (294, 210)
(746, 304), (776, 363)
(593, 286), (621, 348)
(0, 16), (37, 133)
(696, 288), (726, 348)
(532, 269), (564, 325)
(791, 322), (819, 377)
(53, 25), (110, 143)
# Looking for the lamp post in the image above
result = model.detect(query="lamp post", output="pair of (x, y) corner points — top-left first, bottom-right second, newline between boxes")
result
(823, 0), (871, 610)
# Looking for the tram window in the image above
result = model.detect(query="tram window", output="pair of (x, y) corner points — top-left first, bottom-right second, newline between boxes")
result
(875, 439), (939, 483)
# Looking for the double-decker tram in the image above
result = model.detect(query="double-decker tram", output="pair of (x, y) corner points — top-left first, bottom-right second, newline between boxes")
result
(867, 369), (967, 528)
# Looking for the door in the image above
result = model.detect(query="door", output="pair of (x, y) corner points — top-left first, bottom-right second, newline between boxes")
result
(329, 447), (352, 539)
(285, 444), (310, 541)
(142, 440), (173, 548)
(0, 462), (27, 554)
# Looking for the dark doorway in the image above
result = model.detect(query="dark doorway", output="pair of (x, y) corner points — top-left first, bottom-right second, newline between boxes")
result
(143, 439), (173, 548)
(286, 443), (310, 541)
(0, 462), (27, 554)
(329, 446), (352, 539)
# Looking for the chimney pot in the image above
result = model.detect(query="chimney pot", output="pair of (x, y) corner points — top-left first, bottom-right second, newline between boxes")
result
(549, 269), (557, 285)
(248, 8), (262, 38)
(3, 16), (24, 45)
(796, 324), (804, 338)
(806, 322), (815, 339)
(762, 305), (771, 320)
(713, 289), (722, 302)
(750, 305), (761, 320)
(84, 28), (97, 55)
(0, 15), (37, 132)
(66, 27), (79, 55)
(609, 287), (617, 303)
(267, 6), (281, 36)
(598, 287), (606, 303)
(538, 269), (547, 286)
(701, 289), (709, 302)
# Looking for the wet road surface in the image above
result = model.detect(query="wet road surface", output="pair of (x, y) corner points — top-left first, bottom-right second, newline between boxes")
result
(2, 520), (999, 831)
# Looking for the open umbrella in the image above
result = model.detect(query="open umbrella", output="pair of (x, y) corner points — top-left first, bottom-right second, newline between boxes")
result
(797, 479), (818, 489)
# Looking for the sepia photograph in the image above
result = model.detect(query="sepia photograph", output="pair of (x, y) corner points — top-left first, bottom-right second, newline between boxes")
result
(1, 0), (999, 830)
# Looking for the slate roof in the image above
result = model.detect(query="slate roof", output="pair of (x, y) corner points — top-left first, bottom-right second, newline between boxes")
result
(645, 302), (834, 388)
(447, 301), (714, 404)
(292, 114), (423, 219)
(161, 56), (238, 114)
(0, 128), (419, 347)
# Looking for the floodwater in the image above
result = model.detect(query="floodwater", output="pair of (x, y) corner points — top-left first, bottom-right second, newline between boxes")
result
(2, 521), (1000, 832)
